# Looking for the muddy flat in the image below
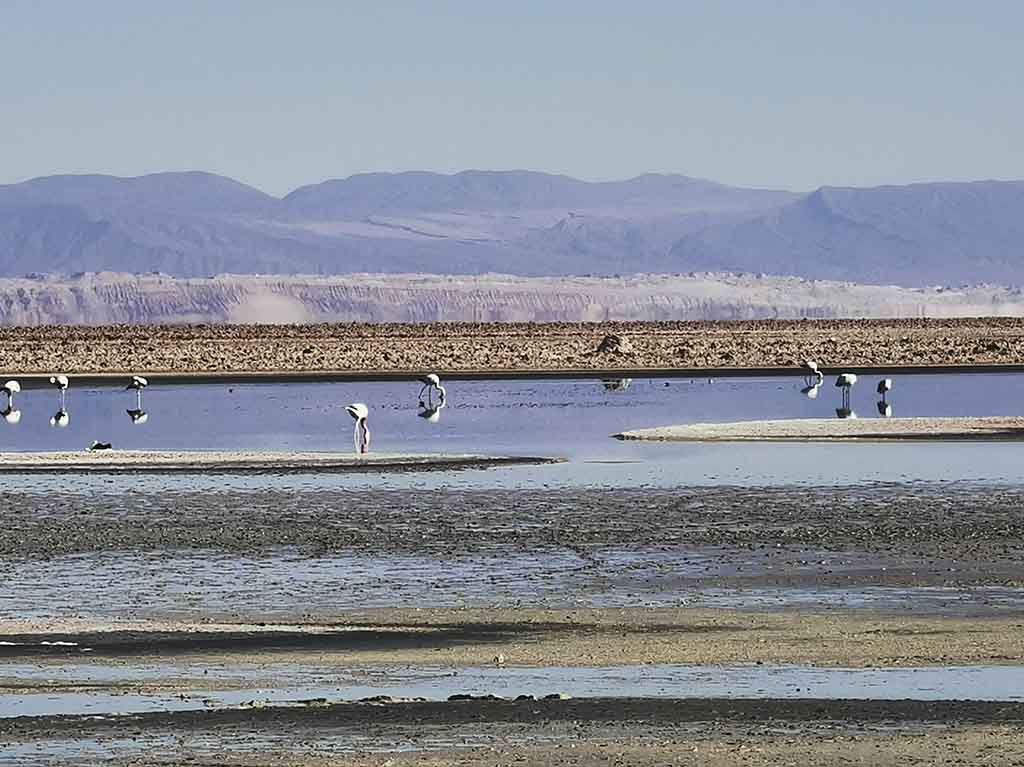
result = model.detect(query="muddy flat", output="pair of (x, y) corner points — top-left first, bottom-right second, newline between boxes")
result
(3, 607), (1024, 668)
(3, 698), (1024, 766)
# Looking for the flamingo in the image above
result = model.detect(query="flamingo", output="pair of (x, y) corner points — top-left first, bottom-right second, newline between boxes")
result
(345, 403), (370, 454)
(49, 374), (69, 410)
(834, 372), (857, 411)
(801, 360), (824, 387)
(126, 375), (148, 420)
(1, 380), (19, 424)
(877, 378), (893, 403)
(418, 374), (446, 408)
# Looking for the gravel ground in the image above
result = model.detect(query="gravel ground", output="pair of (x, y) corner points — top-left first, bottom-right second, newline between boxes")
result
(3, 318), (1024, 374)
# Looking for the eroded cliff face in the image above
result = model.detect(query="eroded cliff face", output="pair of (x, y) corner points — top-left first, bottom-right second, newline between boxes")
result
(1, 272), (1022, 326)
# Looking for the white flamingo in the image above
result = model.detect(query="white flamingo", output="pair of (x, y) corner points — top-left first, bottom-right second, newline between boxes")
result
(1, 380), (20, 424)
(346, 403), (370, 454)
(126, 375), (148, 421)
(834, 372), (857, 411)
(418, 374), (446, 408)
(49, 374), (69, 410)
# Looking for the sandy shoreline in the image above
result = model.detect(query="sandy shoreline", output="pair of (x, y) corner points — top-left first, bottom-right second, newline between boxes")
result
(3, 318), (1024, 375)
(0, 450), (559, 473)
(616, 416), (1024, 441)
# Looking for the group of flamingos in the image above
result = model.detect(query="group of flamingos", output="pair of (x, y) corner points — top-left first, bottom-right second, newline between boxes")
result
(1, 375), (149, 427)
(2, 372), (446, 457)
(345, 373), (446, 454)
(800, 361), (893, 418)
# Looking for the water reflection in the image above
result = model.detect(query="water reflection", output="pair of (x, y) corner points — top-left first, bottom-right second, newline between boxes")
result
(602, 378), (633, 392)
(49, 409), (70, 428)
(126, 408), (149, 425)
(1, 373), (1022, 459)
(877, 401), (893, 417)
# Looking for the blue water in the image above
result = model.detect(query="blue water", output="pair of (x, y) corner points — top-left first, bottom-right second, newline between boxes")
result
(4, 373), (1024, 489)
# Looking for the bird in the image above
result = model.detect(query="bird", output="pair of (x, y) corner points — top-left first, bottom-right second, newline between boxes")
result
(834, 372), (857, 411)
(89, 440), (113, 451)
(602, 378), (633, 392)
(877, 401), (893, 418)
(345, 403), (371, 454)
(1, 380), (19, 423)
(126, 375), (148, 411)
(418, 374), (446, 408)
(49, 374), (69, 410)
(1, 379), (19, 401)
(800, 360), (824, 387)
(876, 378), (893, 402)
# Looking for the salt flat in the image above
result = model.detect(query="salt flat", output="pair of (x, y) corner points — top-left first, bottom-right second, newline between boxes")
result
(616, 415), (1024, 441)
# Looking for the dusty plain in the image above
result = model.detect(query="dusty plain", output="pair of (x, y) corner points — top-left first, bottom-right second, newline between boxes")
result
(3, 317), (1024, 376)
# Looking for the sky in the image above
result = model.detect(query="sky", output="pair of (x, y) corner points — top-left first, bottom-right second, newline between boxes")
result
(1, 1), (1021, 196)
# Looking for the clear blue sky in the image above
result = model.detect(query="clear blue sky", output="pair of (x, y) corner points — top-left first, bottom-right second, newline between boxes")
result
(1, 1), (1021, 195)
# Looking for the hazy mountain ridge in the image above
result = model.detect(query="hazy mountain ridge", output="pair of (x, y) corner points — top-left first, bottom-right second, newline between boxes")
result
(0, 170), (1021, 286)
(2, 272), (1021, 326)
(670, 180), (1024, 285)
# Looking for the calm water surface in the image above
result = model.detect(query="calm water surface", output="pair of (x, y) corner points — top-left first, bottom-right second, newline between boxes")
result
(2, 373), (1024, 489)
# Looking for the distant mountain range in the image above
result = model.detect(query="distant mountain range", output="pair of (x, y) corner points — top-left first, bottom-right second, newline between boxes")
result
(0, 170), (1021, 287)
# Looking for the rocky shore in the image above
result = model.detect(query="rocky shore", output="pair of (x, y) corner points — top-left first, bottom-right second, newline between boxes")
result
(3, 317), (1024, 375)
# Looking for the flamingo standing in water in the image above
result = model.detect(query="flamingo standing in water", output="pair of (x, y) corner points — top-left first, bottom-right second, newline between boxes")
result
(1, 380), (20, 424)
(346, 403), (370, 454)
(126, 375), (149, 424)
(418, 374), (447, 408)
(49, 375), (70, 427)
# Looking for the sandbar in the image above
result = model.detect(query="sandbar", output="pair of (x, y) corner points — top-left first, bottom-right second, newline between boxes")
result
(616, 415), (1024, 441)
(0, 450), (560, 473)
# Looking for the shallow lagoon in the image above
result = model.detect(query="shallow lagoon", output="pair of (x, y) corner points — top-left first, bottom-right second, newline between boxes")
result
(2, 372), (1024, 489)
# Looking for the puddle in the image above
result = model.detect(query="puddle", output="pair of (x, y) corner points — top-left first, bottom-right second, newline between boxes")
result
(4, 663), (1024, 719)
